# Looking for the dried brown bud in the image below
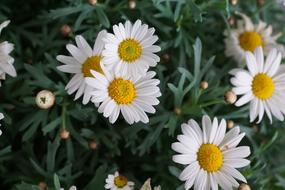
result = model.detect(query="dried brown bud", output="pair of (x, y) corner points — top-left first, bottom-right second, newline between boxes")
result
(129, 0), (136, 9)
(174, 107), (181, 115)
(35, 90), (55, 109)
(252, 124), (258, 133)
(200, 81), (209, 90)
(38, 181), (47, 190)
(238, 183), (251, 190)
(256, 0), (265, 6)
(224, 90), (237, 104)
(60, 24), (72, 36)
(162, 53), (170, 62)
(88, 0), (97, 5)
(89, 139), (98, 150)
(227, 120), (234, 129)
(60, 128), (70, 140)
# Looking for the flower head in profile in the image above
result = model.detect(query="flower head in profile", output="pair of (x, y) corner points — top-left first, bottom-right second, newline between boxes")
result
(102, 19), (161, 77)
(230, 47), (285, 123)
(172, 115), (250, 190)
(224, 12), (285, 65)
(140, 178), (161, 190)
(0, 20), (16, 86)
(105, 171), (134, 190)
(57, 30), (107, 105)
(85, 68), (161, 124)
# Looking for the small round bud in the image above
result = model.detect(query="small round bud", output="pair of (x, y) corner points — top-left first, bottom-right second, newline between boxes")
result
(162, 53), (170, 62)
(35, 90), (55, 109)
(27, 59), (33, 64)
(227, 120), (234, 129)
(224, 90), (237, 104)
(174, 107), (181, 115)
(228, 16), (236, 26)
(230, 0), (238, 5)
(38, 181), (47, 189)
(60, 128), (70, 140)
(128, 0), (136, 9)
(251, 124), (258, 133)
(256, 0), (265, 6)
(60, 24), (72, 36)
(89, 139), (98, 150)
(238, 183), (251, 190)
(200, 81), (208, 90)
(88, 0), (97, 5)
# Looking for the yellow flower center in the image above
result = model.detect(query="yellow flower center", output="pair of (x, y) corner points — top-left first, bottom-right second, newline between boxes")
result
(108, 78), (136, 104)
(81, 55), (103, 77)
(197, 144), (223, 172)
(239, 31), (263, 52)
(118, 38), (142, 63)
(252, 73), (275, 100)
(114, 175), (128, 188)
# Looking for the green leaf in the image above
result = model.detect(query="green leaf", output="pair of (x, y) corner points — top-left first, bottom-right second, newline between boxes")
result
(95, 6), (110, 28)
(54, 174), (61, 190)
(84, 165), (107, 190)
(42, 117), (61, 135)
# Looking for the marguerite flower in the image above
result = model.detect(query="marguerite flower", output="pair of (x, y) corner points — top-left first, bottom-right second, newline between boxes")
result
(85, 68), (161, 124)
(57, 30), (107, 104)
(224, 12), (285, 65)
(60, 186), (76, 190)
(0, 20), (16, 86)
(102, 20), (161, 76)
(230, 47), (285, 123)
(172, 115), (250, 190)
(105, 171), (134, 190)
(0, 113), (4, 136)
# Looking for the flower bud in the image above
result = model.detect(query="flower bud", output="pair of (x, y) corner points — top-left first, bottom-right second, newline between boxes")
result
(35, 90), (55, 109)
(60, 128), (70, 140)
(224, 90), (237, 104)
(200, 81), (208, 90)
(238, 183), (251, 190)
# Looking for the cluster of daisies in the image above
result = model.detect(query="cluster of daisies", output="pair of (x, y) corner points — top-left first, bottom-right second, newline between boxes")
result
(225, 13), (285, 123)
(0, 20), (17, 135)
(1, 10), (285, 190)
(172, 13), (285, 190)
(57, 20), (161, 124)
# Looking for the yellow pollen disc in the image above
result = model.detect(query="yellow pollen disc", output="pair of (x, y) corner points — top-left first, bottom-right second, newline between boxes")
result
(118, 38), (142, 63)
(239, 31), (263, 52)
(197, 144), (223, 172)
(114, 175), (128, 188)
(108, 78), (136, 104)
(252, 73), (275, 100)
(81, 55), (103, 77)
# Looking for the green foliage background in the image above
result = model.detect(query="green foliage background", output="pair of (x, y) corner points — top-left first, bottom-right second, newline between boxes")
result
(0, 0), (285, 189)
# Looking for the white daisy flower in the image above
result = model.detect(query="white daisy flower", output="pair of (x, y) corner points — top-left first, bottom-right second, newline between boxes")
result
(57, 30), (107, 105)
(105, 171), (134, 190)
(230, 47), (285, 123)
(85, 68), (161, 124)
(224, 12), (285, 65)
(172, 115), (251, 190)
(0, 113), (4, 136)
(60, 186), (77, 190)
(102, 19), (161, 77)
(0, 20), (16, 86)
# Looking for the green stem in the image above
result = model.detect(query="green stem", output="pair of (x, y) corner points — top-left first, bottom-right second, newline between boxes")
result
(200, 99), (225, 108)
(61, 100), (67, 129)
